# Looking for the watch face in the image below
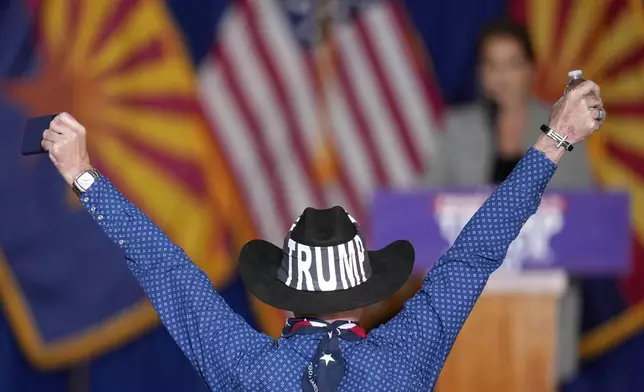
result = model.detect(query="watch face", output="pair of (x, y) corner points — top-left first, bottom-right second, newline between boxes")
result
(77, 172), (96, 190)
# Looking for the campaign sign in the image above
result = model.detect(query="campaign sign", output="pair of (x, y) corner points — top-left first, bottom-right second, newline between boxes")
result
(371, 189), (630, 276)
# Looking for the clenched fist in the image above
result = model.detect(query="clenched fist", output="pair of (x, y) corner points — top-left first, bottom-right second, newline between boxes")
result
(548, 80), (604, 143)
(535, 80), (604, 163)
(41, 113), (93, 186)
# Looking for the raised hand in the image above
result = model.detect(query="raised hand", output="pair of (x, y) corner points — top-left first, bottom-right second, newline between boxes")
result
(535, 80), (604, 163)
(41, 112), (93, 185)
(547, 80), (604, 144)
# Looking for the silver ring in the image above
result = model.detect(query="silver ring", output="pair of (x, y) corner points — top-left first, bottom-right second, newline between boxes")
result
(596, 108), (606, 122)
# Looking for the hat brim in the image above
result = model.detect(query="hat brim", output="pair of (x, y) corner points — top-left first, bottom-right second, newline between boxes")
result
(238, 239), (415, 315)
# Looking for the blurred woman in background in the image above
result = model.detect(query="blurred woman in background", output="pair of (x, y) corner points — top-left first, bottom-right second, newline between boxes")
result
(422, 18), (588, 385)
(427, 18), (592, 187)
(364, 19), (588, 386)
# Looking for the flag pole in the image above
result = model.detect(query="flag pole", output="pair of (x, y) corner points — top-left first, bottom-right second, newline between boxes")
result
(311, 0), (339, 189)
(248, 1), (344, 338)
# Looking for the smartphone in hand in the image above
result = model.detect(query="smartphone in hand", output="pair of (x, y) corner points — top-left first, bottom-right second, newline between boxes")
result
(21, 114), (58, 156)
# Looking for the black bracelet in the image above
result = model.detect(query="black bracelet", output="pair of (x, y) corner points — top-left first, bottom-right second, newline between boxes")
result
(540, 124), (574, 152)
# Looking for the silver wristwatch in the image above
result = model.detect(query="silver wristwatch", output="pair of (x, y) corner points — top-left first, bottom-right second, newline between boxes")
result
(72, 169), (101, 196)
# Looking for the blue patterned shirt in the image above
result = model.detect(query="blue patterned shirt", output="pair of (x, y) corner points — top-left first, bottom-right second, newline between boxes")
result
(79, 148), (556, 391)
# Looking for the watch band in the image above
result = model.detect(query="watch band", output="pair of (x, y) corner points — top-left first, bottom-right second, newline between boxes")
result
(540, 124), (574, 152)
(72, 168), (101, 196)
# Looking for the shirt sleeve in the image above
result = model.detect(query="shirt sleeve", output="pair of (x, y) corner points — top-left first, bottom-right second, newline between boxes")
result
(80, 177), (273, 389)
(368, 147), (557, 384)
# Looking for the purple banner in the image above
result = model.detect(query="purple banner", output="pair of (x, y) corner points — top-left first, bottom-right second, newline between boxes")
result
(371, 189), (631, 276)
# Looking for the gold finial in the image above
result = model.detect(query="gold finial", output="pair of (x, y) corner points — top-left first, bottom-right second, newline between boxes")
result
(316, 0), (333, 42)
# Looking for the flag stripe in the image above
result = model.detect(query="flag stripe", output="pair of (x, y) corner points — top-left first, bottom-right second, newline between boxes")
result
(353, 12), (423, 175)
(239, 0), (325, 210)
(252, 1), (363, 219)
(331, 44), (389, 186)
(222, 9), (316, 222)
(199, 58), (284, 240)
(365, 5), (440, 168)
(213, 42), (291, 237)
(307, 47), (366, 220)
(198, 0), (443, 246)
(335, 23), (416, 186)
(388, 1), (444, 122)
(254, 0), (320, 166)
(325, 73), (377, 206)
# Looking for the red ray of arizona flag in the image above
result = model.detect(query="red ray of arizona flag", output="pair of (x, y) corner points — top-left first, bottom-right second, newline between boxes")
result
(0, 0), (249, 370)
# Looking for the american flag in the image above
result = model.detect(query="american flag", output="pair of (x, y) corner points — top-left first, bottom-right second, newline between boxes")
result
(199, 0), (443, 244)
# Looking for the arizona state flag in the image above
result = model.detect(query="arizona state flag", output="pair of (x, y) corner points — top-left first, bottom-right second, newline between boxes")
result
(511, 0), (644, 389)
(0, 0), (254, 370)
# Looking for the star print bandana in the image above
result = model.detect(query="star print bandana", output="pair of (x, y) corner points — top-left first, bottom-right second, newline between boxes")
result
(282, 318), (366, 392)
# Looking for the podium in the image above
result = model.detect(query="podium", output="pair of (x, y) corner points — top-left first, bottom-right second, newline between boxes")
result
(370, 189), (630, 392)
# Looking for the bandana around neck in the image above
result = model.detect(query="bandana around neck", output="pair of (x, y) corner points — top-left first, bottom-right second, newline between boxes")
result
(282, 318), (366, 392)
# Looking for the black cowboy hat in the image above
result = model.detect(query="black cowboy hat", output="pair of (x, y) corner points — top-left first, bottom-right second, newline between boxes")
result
(239, 206), (415, 315)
